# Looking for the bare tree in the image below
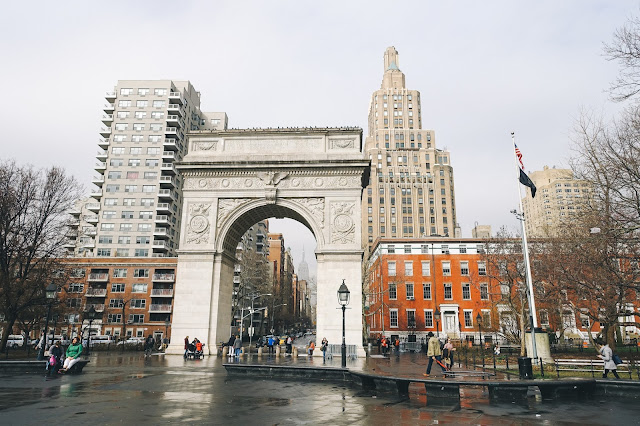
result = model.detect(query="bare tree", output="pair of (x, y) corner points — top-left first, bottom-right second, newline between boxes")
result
(0, 160), (81, 351)
(604, 14), (640, 102)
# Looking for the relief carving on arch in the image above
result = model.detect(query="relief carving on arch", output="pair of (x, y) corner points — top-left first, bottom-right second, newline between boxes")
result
(186, 203), (212, 245)
(217, 198), (251, 228)
(330, 202), (355, 244)
(294, 198), (325, 228)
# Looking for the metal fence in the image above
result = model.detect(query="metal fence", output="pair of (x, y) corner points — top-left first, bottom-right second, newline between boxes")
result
(326, 344), (358, 359)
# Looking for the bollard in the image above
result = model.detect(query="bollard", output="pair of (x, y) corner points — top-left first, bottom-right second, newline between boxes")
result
(368, 343), (372, 355)
(275, 345), (281, 357)
(293, 346), (298, 358)
(257, 346), (263, 357)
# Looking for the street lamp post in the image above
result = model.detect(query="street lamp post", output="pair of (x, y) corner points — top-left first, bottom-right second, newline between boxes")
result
(337, 279), (350, 368)
(37, 283), (57, 361)
(247, 293), (271, 355)
(85, 306), (98, 356)
(434, 308), (441, 338)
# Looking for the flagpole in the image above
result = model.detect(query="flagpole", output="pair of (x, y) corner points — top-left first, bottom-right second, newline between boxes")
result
(511, 132), (538, 361)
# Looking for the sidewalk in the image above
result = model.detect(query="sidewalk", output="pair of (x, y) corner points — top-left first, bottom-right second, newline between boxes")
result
(221, 350), (511, 381)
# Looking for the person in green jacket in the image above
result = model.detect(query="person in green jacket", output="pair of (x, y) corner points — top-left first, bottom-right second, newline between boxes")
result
(61, 337), (83, 372)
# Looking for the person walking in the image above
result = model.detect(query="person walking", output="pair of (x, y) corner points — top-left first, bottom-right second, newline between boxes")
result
(598, 339), (620, 379)
(144, 335), (155, 356)
(286, 336), (293, 355)
(394, 338), (400, 356)
(184, 336), (189, 359)
(308, 341), (315, 356)
(321, 337), (328, 362)
(424, 332), (446, 377)
(227, 335), (236, 357)
(267, 335), (275, 355)
(233, 335), (242, 358)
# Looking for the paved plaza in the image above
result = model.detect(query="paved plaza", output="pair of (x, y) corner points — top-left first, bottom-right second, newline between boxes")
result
(0, 352), (636, 425)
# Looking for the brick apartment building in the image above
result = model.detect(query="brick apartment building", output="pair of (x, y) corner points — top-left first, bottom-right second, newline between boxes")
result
(365, 238), (640, 346)
(58, 258), (176, 342)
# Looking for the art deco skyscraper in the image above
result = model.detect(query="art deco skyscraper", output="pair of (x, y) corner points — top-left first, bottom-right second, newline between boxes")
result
(67, 80), (227, 258)
(363, 47), (458, 253)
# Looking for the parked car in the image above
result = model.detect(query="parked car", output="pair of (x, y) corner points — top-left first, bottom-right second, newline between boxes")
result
(7, 335), (25, 348)
(84, 335), (115, 347)
(117, 337), (144, 346)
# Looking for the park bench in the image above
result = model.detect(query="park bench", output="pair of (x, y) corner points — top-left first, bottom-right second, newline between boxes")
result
(554, 358), (637, 379)
(66, 359), (90, 374)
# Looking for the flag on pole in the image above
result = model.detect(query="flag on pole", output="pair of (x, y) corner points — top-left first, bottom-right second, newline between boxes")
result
(514, 143), (536, 198)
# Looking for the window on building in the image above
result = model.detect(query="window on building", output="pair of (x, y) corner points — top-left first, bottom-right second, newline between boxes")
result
(134, 249), (149, 257)
(134, 268), (149, 278)
(444, 283), (452, 299)
(68, 283), (84, 293)
(480, 284), (489, 300)
(404, 261), (413, 276)
(540, 310), (550, 326)
(113, 268), (127, 278)
(421, 261), (430, 276)
(389, 309), (398, 328)
(478, 261), (487, 276)
(482, 311), (491, 327)
(388, 261), (396, 276)
(130, 299), (146, 309)
(406, 283), (414, 300)
(107, 314), (122, 324)
(132, 283), (148, 293)
(129, 314), (144, 324)
(111, 283), (125, 292)
(464, 311), (473, 328)
(424, 310), (433, 327)
(389, 282), (397, 300)
(136, 236), (150, 245)
(121, 211), (134, 219)
(120, 223), (132, 231)
(152, 100), (165, 108)
(460, 261), (469, 275)
(462, 283), (471, 300)
(442, 261), (451, 276)
(423, 283), (431, 300)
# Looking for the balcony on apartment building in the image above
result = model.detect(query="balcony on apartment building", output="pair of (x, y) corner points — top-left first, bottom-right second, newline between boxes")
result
(99, 127), (111, 137)
(153, 271), (175, 282)
(159, 176), (176, 188)
(87, 272), (109, 282)
(90, 189), (103, 199)
(86, 203), (101, 212)
(156, 203), (171, 214)
(158, 189), (176, 202)
(151, 288), (174, 297)
(149, 304), (173, 313)
(167, 103), (182, 116)
(83, 228), (97, 236)
(101, 114), (114, 125)
(98, 138), (110, 149)
(85, 287), (107, 297)
(161, 163), (176, 175)
(68, 218), (80, 227)
(104, 103), (115, 112)
(84, 304), (105, 312)
(83, 214), (99, 224)
(96, 150), (108, 161)
(92, 176), (105, 186)
(168, 92), (184, 105)
(153, 227), (169, 239)
(154, 214), (170, 226)
(152, 240), (168, 251)
(95, 162), (107, 172)
(165, 115), (182, 127)
(164, 127), (178, 137)
(163, 139), (178, 151)
(162, 151), (176, 161)
(105, 91), (116, 102)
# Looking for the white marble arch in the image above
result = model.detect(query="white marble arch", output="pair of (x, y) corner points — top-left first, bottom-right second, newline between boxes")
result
(165, 128), (370, 357)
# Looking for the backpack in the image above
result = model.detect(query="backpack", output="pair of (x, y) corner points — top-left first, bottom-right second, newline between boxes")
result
(612, 353), (623, 365)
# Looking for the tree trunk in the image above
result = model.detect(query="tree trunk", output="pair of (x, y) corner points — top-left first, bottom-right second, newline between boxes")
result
(0, 316), (17, 352)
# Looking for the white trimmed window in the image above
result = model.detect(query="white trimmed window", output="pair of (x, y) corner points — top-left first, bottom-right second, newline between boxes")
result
(390, 309), (398, 328)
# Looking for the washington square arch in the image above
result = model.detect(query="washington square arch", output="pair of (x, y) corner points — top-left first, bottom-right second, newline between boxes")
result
(166, 127), (370, 356)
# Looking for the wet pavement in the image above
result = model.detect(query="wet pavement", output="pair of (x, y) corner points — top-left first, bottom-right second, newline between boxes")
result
(0, 352), (636, 425)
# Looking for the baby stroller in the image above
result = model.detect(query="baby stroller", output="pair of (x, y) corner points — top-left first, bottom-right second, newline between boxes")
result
(186, 341), (205, 359)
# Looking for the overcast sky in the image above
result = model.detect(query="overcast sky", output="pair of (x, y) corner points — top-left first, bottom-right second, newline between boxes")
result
(1, 1), (636, 278)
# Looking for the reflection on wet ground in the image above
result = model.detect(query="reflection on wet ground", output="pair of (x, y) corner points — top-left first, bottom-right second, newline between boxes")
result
(0, 353), (637, 425)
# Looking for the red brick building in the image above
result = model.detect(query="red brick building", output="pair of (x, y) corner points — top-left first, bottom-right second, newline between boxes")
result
(58, 258), (176, 342)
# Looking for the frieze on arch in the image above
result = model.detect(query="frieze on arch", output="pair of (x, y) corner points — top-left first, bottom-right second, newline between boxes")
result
(330, 202), (356, 244)
(186, 203), (212, 244)
(182, 173), (361, 192)
(217, 198), (252, 228)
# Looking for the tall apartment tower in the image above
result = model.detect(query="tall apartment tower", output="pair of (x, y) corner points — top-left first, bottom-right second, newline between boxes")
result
(521, 165), (593, 237)
(67, 80), (227, 258)
(363, 47), (457, 253)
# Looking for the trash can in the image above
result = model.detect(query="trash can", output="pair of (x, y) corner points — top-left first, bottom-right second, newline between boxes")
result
(518, 357), (533, 380)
